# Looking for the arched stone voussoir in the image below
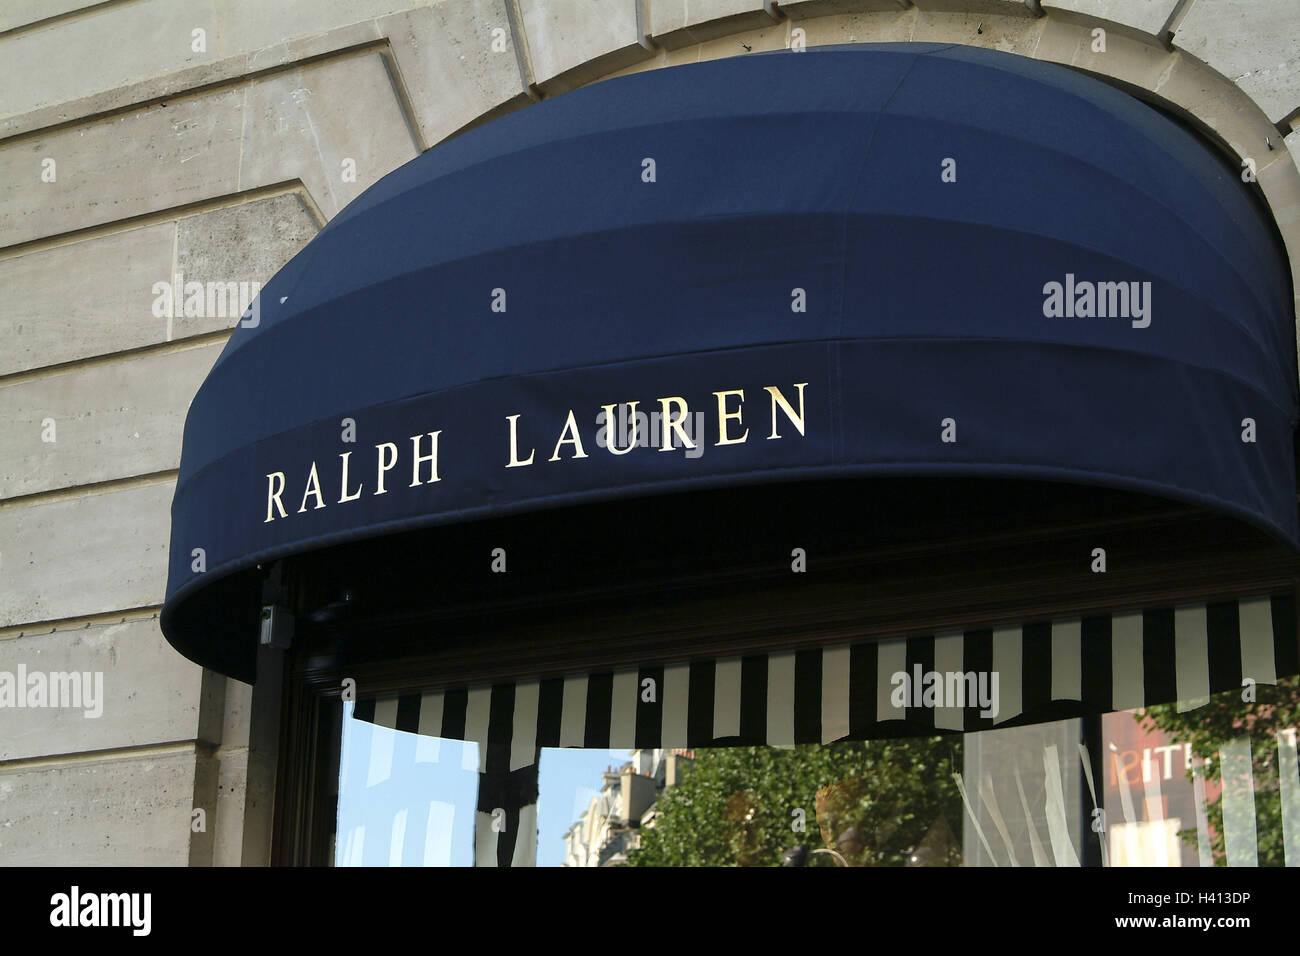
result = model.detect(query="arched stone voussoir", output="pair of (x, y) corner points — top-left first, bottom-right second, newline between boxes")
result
(644, 0), (782, 50)
(515, 0), (654, 95)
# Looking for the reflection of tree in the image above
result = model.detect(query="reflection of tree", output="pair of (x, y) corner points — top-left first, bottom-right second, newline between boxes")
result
(1140, 674), (1298, 867)
(626, 738), (963, 867)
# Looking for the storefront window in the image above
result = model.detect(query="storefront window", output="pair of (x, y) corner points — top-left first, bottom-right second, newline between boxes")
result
(1111, 675), (1299, 867)
(333, 711), (966, 866)
(615, 740), (964, 867)
(335, 702), (479, 866)
(332, 677), (1298, 866)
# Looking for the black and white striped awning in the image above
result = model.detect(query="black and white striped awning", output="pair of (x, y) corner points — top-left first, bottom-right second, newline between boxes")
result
(355, 593), (1298, 755)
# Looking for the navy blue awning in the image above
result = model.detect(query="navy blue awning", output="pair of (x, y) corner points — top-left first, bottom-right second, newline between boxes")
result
(162, 43), (1298, 680)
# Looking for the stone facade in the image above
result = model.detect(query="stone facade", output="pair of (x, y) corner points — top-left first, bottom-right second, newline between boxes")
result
(2, 0), (1298, 864)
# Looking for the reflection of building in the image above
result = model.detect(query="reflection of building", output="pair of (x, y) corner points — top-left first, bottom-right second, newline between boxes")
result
(562, 750), (693, 867)
(1103, 710), (1219, 867)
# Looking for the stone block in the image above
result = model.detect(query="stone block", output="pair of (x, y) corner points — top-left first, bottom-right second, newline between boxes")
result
(0, 193), (315, 377)
(0, 342), (222, 498)
(0, 747), (199, 865)
(0, 480), (173, 627)
(0, 0), (101, 34)
(382, 1), (532, 143)
(912, 7), (1042, 55)
(778, 0), (909, 20)
(1042, 0), (1179, 39)
(0, 223), (175, 376)
(0, 0), (439, 120)
(0, 52), (415, 246)
(910, 0), (1037, 15)
(1174, 0), (1300, 123)
(0, 618), (205, 762)
(519, 0), (652, 92)
(646, 0), (776, 50)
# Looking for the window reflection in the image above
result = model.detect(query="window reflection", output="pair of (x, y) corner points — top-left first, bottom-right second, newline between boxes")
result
(617, 740), (963, 867)
(335, 680), (1299, 866)
(335, 701), (479, 866)
(1130, 673), (1299, 867)
(537, 748), (646, 867)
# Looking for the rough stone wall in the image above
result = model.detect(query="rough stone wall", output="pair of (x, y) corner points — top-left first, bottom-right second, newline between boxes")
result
(0, 0), (1296, 864)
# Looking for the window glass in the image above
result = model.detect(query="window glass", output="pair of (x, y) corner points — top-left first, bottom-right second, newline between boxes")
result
(333, 677), (1298, 866)
(1112, 674), (1299, 867)
(537, 748), (641, 867)
(335, 701), (479, 866)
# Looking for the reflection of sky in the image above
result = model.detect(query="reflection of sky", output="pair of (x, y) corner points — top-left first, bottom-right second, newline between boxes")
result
(336, 702), (479, 866)
(537, 748), (631, 867)
(336, 702), (630, 866)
